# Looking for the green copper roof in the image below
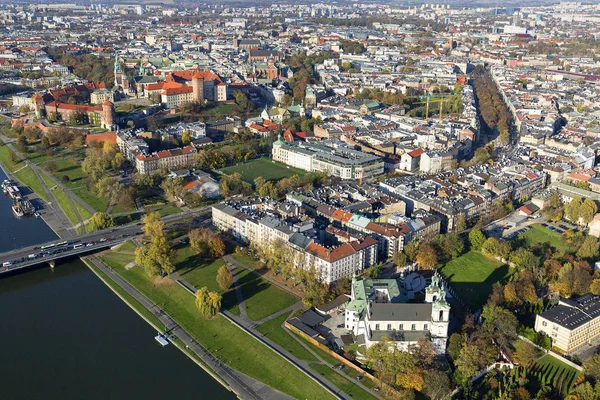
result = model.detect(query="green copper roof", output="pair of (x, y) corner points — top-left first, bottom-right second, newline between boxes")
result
(114, 52), (123, 75)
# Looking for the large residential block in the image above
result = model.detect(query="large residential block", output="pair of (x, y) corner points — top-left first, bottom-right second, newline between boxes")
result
(535, 295), (600, 354)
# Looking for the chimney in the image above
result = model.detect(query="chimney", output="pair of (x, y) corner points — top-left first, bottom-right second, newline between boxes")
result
(393, 142), (397, 155)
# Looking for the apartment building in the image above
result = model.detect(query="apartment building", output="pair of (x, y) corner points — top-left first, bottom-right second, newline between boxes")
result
(211, 203), (379, 284)
(135, 146), (196, 174)
(272, 138), (384, 181)
(535, 295), (600, 354)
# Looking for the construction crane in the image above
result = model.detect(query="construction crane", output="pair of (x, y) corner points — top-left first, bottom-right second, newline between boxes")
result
(412, 95), (452, 121)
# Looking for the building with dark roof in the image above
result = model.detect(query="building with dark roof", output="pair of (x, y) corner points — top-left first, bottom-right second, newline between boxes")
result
(345, 272), (450, 354)
(535, 295), (600, 353)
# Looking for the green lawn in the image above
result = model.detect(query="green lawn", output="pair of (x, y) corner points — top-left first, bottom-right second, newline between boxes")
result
(257, 314), (318, 362)
(75, 201), (93, 222)
(71, 185), (109, 212)
(519, 224), (572, 253)
(144, 203), (181, 217)
(310, 364), (377, 400)
(49, 184), (80, 226)
(440, 251), (511, 310)
(235, 267), (298, 321)
(175, 246), (238, 312)
(231, 252), (264, 270)
(0, 142), (22, 173)
(103, 257), (334, 400)
(117, 240), (138, 253)
(219, 157), (307, 184)
(13, 166), (49, 203)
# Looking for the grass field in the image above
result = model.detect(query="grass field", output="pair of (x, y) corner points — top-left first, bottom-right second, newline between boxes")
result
(440, 251), (511, 310)
(13, 166), (49, 203)
(0, 142), (20, 173)
(117, 240), (138, 253)
(519, 224), (572, 253)
(219, 157), (307, 184)
(310, 364), (377, 400)
(48, 183), (80, 226)
(103, 257), (334, 400)
(176, 245), (296, 320)
(234, 267), (298, 321)
(257, 314), (318, 362)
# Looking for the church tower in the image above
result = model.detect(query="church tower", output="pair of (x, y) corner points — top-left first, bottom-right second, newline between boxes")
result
(426, 271), (450, 353)
(114, 52), (123, 88)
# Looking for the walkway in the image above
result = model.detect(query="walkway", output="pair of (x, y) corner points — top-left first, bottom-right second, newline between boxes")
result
(173, 269), (345, 400)
(223, 255), (384, 400)
(88, 256), (291, 400)
(0, 144), (74, 238)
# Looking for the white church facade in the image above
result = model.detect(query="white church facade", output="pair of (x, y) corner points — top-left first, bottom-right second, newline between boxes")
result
(345, 272), (450, 354)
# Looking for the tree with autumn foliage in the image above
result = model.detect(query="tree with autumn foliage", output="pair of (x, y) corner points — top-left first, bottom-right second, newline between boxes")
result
(415, 244), (438, 269)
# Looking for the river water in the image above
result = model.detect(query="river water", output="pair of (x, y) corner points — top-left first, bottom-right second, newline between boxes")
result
(0, 169), (235, 399)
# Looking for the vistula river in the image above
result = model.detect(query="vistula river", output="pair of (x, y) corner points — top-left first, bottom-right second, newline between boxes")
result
(0, 169), (235, 399)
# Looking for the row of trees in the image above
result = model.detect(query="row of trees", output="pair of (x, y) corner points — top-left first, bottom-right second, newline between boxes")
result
(286, 51), (334, 103)
(472, 65), (513, 145)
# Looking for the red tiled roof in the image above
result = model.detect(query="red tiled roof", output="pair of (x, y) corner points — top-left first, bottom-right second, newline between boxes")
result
(46, 101), (102, 113)
(408, 148), (424, 158)
(85, 132), (117, 145)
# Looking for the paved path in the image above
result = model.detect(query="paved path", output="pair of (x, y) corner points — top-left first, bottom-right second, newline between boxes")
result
(88, 256), (290, 400)
(229, 262), (250, 320)
(173, 268), (346, 400)
(0, 145), (74, 238)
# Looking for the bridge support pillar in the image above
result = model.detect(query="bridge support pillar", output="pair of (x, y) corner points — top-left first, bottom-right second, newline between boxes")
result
(48, 260), (55, 269)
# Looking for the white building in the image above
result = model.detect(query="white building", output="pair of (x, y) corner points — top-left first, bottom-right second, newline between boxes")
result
(345, 272), (450, 354)
(272, 138), (384, 181)
(535, 295), (600, 354)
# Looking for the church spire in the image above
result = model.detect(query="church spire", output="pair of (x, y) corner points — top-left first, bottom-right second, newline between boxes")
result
(114, 52), (123, 75)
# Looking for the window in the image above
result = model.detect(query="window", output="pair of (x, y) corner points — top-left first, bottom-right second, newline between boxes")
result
(411, 324), (416, 331)
(375, 324), (380, 330)
(424, 324), (428, 330)
(387, 324), (391, 330)
(399, 324), (404, 330)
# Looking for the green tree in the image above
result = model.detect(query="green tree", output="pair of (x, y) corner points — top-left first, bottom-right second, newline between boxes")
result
(216, 265), (233, 290)
(181, 131), (191, 146)
(135, 212), (175, 276)
(468, 228), (487, 251)
(195, 287), (222, 319)
(482, 306), (518, 349)
(580, 199), (598, 224)
(513, 339), (539, 366)
(565, 197), (582, 223)
(89, 212), (114, 230)
(509, 248), (538, 271)
(577, 236), (600, 260)
(416, 244), (438, 269)
(455, 213), (467, 232)
(403, 242), (418, 261)
(392, 251), (408, 267)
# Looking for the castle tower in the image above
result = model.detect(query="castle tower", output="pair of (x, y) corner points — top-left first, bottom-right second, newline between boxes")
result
(102, 101), (115, 130)
(32, 94), (45, 118)
(192, 70), (204, 104)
